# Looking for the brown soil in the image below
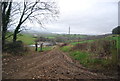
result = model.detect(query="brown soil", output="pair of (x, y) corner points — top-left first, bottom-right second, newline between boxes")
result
(2, 46), (114, 79)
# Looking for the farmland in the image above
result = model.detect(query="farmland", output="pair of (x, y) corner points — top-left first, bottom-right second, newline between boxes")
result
(3, 32), (119, 79)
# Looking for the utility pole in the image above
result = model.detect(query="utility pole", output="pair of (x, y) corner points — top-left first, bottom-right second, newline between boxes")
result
(68, 26), (71, 43)
(69, 26), (70, 35)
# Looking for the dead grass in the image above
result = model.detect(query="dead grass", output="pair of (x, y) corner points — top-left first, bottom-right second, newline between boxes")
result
(71, 39), (116, 58)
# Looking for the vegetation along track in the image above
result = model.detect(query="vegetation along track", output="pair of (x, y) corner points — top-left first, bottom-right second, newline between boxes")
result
(2, 46), (114, 79)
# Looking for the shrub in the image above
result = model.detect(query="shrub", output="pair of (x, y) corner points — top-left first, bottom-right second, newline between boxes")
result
(72, 39), (116, 57)
(4, 41), (29, 55)
(112, 26), (120, 34)
(71, 43), (88, 51)
(89, 40), (112, 57)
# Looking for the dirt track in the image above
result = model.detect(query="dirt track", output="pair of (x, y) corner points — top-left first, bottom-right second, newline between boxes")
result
(2, 46), (113, 79)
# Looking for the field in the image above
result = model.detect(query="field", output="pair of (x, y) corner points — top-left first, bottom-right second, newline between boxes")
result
(70, 39), (95, 45)
(4, 32), (119, 78)
(17, 34), (36, 45)
(6, 32), (35, 45)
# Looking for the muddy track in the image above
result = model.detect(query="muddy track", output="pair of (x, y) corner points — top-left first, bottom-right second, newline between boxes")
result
(2, 46), (113, 79)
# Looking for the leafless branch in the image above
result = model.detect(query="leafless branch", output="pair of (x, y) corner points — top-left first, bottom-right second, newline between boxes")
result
(5, 33), (13, 39)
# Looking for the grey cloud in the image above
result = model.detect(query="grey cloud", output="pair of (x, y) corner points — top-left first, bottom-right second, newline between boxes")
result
(30, 1), (118, 35)
(53, 2), (118, 34)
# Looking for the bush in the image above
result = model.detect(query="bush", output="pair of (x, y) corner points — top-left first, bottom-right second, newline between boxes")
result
(112, 26), (120, 34)
(61, 38), (118, 76)
(4, 41), (29, 55)
(72, 39), (116, 57)
(89, 40), (112, 57)
(71, 43), (88, 51)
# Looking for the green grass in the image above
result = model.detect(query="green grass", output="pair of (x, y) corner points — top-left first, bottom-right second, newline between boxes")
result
(60, 35), (119, 70)
(6, 32), (35, 45)
(70, 39), (95, 45)
(60, 46), (92, 67)
(32, 46), (52, 52)
(105, 35), (120, 49)
(42, 46), (52, 51)
(69, 51), (114, 68)
(70, 51), (91, 66)
(17, 34), (35, 45)
(117, 36), (120, 49)
(70, 35), (119, 48)
(60, 46), (71, 52)
(5, 32), (13, 41)
(65, 34), (87, 38)
(46, 36), (55, 39)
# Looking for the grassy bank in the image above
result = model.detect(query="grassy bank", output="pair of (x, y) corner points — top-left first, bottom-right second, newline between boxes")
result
(60, 35), (119, 76)
(60, 46), (115, 69)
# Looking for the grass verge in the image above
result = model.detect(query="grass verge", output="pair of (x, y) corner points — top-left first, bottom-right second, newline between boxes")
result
(30, 46), (52, 52)
(60, 35), (119, 76)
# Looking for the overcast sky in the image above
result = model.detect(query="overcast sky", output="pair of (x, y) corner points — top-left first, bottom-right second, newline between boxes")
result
(14, 0), (119, 35)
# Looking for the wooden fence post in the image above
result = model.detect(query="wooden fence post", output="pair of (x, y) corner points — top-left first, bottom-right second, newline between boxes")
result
(35, 42), (38, 51)
(40, 43), (43, 52)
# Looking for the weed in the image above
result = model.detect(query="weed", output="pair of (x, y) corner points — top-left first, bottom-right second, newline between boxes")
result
(60, 35), (119, 74)
(60, 46), (71, 52)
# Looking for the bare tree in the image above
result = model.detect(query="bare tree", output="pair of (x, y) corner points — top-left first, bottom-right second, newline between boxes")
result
(11, 0), (59, 42)
(2, 1), (12, 49)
